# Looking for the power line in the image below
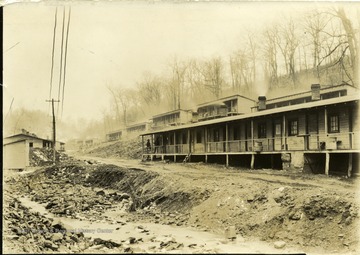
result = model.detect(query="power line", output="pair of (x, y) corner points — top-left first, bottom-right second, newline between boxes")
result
(56, 7), (66, 118)
(4, 41), (20, 53)
(61, 6), (71, 118)
(46, 99), (60, 163)
(49, 7), (58, 115)
(3, 97), (14, 125)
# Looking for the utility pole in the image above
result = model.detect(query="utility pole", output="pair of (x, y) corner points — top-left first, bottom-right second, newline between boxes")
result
(46, 99), (60, 163)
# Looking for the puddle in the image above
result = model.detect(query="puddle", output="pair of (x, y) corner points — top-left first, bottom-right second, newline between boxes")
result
(18, 196), (305, 253)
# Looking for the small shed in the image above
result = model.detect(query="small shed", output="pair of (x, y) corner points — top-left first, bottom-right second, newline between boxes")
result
(3, 132), (53, 170)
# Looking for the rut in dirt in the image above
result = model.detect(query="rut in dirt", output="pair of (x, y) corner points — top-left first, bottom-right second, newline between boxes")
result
(23, 162), (211, 215)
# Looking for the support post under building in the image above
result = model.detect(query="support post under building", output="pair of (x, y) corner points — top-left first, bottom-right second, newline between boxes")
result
(325, 152), (330, 175)
(251, 154), (255, 169)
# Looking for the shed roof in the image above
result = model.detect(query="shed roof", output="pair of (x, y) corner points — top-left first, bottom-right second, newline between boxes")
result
(140, 94), (359, 136)
(4, 133), (53, 145)
(3, 138), (27, 146)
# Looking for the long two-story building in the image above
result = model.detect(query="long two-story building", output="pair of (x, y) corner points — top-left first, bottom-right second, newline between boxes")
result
(140, 84), (359, 177)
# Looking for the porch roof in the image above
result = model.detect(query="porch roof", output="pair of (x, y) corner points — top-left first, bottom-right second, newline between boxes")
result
(140, 94), (359, 136)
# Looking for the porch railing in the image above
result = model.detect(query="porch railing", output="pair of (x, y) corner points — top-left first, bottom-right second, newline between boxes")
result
(143, 132), (359, 154)
(308, 132), (359, 150)
(207, 141), (226, 153)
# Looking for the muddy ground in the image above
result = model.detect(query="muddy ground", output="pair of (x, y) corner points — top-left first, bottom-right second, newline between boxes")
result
(3, 150), (360, 254)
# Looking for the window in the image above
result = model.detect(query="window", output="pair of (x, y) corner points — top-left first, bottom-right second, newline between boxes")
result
(29, 142), (33, 148)
(288, 119), (298, 136)
(275, 123), (281, 135)
(329, 115), (339, 133)
(258, 123), (267, 138)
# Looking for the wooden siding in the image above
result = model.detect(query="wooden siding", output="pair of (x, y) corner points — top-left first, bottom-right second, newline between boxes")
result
(3, 141), (27, 169)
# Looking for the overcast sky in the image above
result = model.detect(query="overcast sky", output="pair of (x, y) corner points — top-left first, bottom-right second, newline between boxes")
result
(3, 1), (358, 122)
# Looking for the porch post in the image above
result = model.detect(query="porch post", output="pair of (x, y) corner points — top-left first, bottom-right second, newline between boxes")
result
(174, 132), (176, 154)
(349, 106), (353, 149)
(204, 127), (208, 153)
(141, 136), (144, 153)
(251, 153), (255, 169)
(325, 152), (330, 175)
(324, 108), (328, 135)
(304, 113), (308, 150)
(187, 129), (191, 154)
(151, 135), (154, 153)
(282, 115), (286, 150)
(225, 123), (229, 152)
(251, 120), (254, 151)
(161, 135), (164, 154)
(348, 153), (353, 178)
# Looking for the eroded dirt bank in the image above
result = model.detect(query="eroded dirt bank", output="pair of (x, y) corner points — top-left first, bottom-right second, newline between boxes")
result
(3, 156), (360, 254)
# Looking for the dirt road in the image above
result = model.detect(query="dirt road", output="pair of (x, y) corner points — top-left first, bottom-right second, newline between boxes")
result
(3, 153), (360, 254)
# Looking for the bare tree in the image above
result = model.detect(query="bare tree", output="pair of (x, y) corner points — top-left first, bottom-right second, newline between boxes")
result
(247, 32), (258, 87)
(229, 54), (242, 92)
(276, 17), (300, 87)
(304, 10), (332, 79)
(116, 88), (135, 127)
(262, 25), (279, 89)
(107, 86), (121, 123)
(137, 72), (163, 115)
(336, 7), (359, 86)
(229, 49), (254, 94)
(201, 57), (225, 99)
(168, 57), (187, 110)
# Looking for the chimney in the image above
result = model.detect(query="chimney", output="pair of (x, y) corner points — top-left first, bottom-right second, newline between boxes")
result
(311, 84), (321, 101)
(258, 96), (266, 111)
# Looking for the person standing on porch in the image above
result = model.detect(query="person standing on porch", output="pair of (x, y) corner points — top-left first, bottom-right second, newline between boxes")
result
(146, 139), (151, 153)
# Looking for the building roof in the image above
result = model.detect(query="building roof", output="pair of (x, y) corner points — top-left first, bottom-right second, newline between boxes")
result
(197, 94), (256, 108)
(140, 94), (359, 135)
(197, 102), (227, 108)
(265, 83), (358, 105)
(126, 122), (148, 129)
(107, 129), (123, 135)
(3, 138), (28, 146)
(4, 133), (53, 145)
(152, 109), (192, 119)
(5, 133), (38, 139)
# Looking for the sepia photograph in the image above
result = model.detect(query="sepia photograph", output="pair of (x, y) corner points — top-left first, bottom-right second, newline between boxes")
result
(2, 0), (360, 254)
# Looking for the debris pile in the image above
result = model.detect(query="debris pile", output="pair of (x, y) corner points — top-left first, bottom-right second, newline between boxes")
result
(85, 137), (143, 159)
(30, 148), (70, 166)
